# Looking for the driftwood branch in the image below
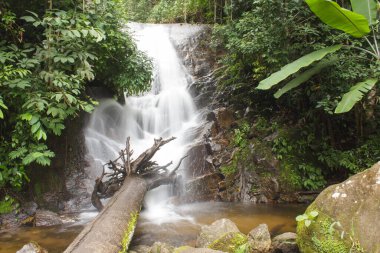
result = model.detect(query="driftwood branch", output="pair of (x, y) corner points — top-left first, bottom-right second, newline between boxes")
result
(91, 136), (183, 211)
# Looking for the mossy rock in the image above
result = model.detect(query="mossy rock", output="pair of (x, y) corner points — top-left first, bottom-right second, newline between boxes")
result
(208, 232), (248, 253)
(297, 162), (380, 253)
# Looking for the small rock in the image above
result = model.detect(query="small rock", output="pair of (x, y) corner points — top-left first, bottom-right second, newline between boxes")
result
(23, 202), (38, 216)
(248, 224), (271, 253)
(271, 232), (299, 253)
(176, 247), (225, 253)
(130, 245), (151, 253)
(16, 242), (48, 253)
(150, 242), (174, 253)
(35, 210), (63, 227)
(196, 218), (240, 247)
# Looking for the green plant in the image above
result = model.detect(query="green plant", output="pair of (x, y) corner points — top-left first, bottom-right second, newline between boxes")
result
(296, 210), (319, 227)
(0, 195), (19, 214)
(257, 0), (379, 114)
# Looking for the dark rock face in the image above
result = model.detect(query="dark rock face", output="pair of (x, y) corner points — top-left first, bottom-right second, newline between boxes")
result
(297, 162), (380, 253)
(184, 173), (223, 202)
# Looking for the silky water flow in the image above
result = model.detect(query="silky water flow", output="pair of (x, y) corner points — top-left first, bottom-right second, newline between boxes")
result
(85, 24), (200, 224)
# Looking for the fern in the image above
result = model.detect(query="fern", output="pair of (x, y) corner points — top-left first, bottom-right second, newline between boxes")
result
(335, 79), (377, 113)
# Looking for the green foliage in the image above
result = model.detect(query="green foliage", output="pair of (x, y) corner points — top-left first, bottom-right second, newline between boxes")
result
(0, 195), (19, 214)
(220, 121), (250, 177)
(350, 0), (378, 25)
(0, 1), (152, 190)
(296, 210), (319, 227)
(306, 0), (370, 38)
(335, 79), (377, 113)
(125, 0), (215, 23)
(257, 45), (342, 90)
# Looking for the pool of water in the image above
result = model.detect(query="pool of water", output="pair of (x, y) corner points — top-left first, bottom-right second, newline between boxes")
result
(0, 202), (305, 252)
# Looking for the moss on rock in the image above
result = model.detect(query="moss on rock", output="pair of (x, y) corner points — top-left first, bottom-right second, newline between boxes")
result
(297, 204), (364, 253)
(119, 212), (139, 253)
(208, 232), (248, 253)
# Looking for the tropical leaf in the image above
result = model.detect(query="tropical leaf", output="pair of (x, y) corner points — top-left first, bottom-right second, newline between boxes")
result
(257, 45), (341, 90)
(274, 60), (334, 98)
(335, 79), (377, 113)
(306, 0), (370, 38)
(350, 0), (377, 26)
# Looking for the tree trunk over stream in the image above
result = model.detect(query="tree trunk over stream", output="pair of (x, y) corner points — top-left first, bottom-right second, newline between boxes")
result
(64, 176), (147, 253)
(64, 137), (184, 253)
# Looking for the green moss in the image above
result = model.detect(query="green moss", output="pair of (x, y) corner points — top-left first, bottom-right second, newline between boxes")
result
(119, 211), (139, 253)
(173, 246), (191, 253)
(208, 232), (248, 253)
(297, 205), (364, 253)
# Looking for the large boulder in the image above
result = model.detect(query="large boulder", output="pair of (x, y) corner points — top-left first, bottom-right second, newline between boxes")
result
(297, 162), (380, 253)
(196, 219), (240, 248)
(248, 224), (271, 253)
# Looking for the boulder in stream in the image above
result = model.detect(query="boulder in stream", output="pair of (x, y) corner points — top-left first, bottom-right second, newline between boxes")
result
(248, 224), (271, 253)
(196, 218), (240, 247)
(16, 242), (48, 253)
(35, 209), (63, 227)
(150, 242), (174, 253)
(208, 231), (248, 253)
(297, 162), (380, 253)
(270, 232), (299, 253)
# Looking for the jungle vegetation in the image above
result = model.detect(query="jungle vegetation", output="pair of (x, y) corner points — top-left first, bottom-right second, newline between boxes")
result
(1, 0), (380, 199)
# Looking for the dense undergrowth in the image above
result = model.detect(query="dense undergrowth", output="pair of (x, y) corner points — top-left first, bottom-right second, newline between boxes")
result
(0, 0), (152, 196)
(211, 0), (380, 190)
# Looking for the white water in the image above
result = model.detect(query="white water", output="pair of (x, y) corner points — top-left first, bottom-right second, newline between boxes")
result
(85, 24), (200, 223)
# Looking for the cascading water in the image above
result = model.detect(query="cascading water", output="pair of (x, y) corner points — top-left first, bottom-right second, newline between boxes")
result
(84, 23), (201, 222)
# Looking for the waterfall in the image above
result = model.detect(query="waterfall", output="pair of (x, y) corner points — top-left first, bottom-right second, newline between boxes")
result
(84, 23), (201, 222)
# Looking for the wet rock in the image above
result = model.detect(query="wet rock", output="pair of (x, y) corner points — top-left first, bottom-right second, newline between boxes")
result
(214, 108), (234, 129)
(150, 242), (174, 253)
(248, 224), (271, 253)
(175, 247), (225, 253)
(130, 245), (151, 253)
(297, 162), (380, 253)
(184, 173), (223, 202)
(16, 242), (48, 253)
(186, 143), (214, 178)
(35, 209), (63, 227)
(271, 232), (299, 253)
(22, 202), (38, 216)
(208, 232), (248, 253)
(196, 218), (240, 247)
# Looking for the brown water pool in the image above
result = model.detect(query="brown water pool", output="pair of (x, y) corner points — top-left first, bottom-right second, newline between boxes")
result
(0, 202), (305, 252)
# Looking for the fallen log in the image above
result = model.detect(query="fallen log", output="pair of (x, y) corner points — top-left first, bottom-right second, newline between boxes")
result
(64, 137), (185, 253)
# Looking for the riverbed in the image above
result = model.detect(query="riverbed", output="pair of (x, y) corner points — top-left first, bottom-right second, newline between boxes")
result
(0, 202), (305, 252)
